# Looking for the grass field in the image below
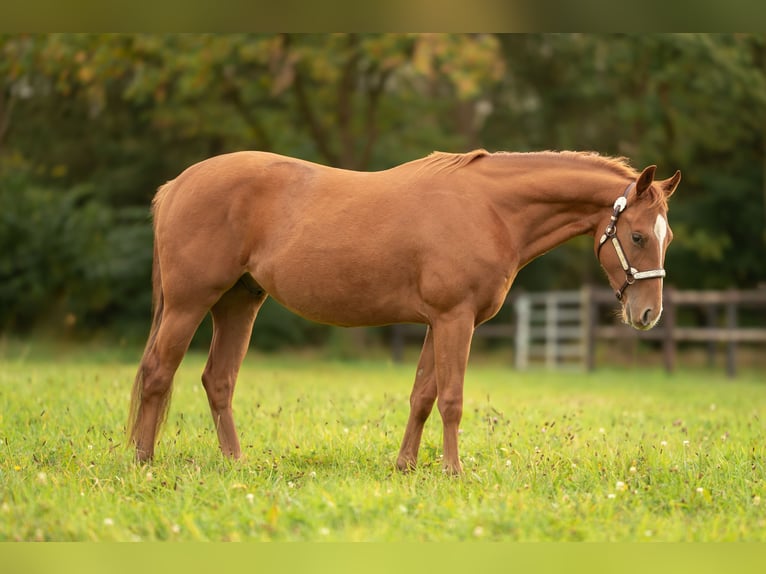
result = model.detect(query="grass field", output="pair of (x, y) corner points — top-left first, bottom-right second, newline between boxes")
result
(1, 340), (764, 542)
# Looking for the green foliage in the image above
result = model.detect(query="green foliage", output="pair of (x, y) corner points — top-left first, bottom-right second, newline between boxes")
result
(0, 165), (153, 333)
(0, 34), (764, 345)
(491, 34), (765, 291)
(1, 350), (764, 541)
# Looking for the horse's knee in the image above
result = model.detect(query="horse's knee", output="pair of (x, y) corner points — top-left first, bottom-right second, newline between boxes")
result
(201, 371), (234, 411)
(437, 394), (463, 425)
(410, 389), (436, 422)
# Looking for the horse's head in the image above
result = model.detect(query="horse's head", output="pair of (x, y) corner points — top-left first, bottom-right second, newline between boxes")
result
(596, 165), (681, 330)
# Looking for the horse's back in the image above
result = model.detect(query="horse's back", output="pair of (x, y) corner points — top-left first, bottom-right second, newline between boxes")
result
(165, 151), (323, 198)
(151, 150), (511, 327)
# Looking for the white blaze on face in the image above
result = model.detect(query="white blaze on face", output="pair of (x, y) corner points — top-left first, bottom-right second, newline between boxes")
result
(654, 214), (669, 293)
(652, 213), (669, 314)
(654, 214), (668, 257)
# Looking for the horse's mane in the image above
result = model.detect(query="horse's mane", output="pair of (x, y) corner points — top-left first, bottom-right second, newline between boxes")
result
(412, 149), (492, 174)
(527, 150), (639, 180)
(412, 149), (667, 209)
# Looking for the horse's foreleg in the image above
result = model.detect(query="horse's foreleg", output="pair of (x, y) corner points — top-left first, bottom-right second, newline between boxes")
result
(202, 283), (265, 459)
(396, 327), (436, 471)
(431, 312), (475, 475)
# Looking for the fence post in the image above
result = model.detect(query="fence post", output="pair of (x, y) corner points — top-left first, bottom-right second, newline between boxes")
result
(726, 289), (737, 378)
(515, 295), (530, 370)
(662, 286), (676, 373)
(705, 303), (718, 368)
(545, 293), (558, 369)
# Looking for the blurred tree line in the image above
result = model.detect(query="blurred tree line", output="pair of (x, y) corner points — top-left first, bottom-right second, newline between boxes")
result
(1, 34), (764, 349)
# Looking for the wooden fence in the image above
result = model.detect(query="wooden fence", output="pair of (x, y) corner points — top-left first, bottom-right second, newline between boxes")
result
(587, 287), (766, 376)
(390, 287), (766, 377)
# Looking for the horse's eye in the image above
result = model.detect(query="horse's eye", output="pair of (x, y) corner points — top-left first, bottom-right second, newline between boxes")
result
(631, 232), (645, 247)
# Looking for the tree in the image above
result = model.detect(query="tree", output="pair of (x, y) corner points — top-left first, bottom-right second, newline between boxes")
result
(486, 34), (765, 291)
(0, 33), (505, 343)
(2, 34), (763, 344)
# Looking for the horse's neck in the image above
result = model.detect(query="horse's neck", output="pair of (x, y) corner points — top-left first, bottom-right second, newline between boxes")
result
(474, 156), (629, 267)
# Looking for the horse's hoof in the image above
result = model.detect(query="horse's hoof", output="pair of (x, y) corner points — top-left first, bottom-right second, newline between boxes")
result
(442, 462), (463, 476)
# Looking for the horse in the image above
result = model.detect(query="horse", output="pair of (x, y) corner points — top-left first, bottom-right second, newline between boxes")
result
(128, 149), (680, 474)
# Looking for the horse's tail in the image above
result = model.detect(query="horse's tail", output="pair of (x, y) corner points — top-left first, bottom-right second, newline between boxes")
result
(127, 182), (171, 449)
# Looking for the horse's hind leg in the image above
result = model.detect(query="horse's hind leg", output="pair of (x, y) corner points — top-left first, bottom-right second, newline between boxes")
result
(134, 304), (209, 462)
(396, 326), (437, 471)
(202, 280), (266, 459)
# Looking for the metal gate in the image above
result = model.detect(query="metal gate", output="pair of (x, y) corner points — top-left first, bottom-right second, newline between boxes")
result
(514, 289), (589, 370)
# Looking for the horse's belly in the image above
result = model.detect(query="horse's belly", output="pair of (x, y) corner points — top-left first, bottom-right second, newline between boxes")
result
(254, 256), (425, 327)
(268, 284), (423, 327)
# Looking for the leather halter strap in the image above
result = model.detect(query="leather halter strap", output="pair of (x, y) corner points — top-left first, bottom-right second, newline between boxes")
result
(597, 182), (666, 301)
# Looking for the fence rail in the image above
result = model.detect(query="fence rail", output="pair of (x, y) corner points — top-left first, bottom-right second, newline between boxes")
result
(524, 286), (766, 377)
(390, 287), (766, 377)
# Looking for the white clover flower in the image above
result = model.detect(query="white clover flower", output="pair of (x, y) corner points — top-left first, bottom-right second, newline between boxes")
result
(616, 481), (627, 492)
(103, 518), (114, 526)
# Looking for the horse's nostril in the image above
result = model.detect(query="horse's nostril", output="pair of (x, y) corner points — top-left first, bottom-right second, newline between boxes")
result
(641, 308), (653, 326)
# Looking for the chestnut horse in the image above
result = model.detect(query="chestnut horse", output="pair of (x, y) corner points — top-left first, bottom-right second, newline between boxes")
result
(128, 149), (680, 473)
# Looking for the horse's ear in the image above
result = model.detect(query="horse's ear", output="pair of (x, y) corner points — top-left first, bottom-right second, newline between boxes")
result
(659, 170), (681, 198)
(635, 165), (656, 197)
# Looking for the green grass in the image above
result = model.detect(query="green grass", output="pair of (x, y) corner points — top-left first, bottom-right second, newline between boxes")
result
(1, 341), (764, 541)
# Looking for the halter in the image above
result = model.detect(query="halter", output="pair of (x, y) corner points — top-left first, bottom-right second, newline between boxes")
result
(597, 182), (666, 301)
